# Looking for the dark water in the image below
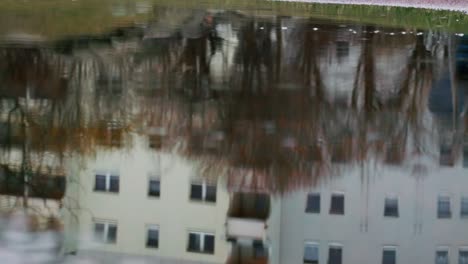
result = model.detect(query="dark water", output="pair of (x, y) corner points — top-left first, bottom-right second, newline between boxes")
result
(0, 4), (467, 264)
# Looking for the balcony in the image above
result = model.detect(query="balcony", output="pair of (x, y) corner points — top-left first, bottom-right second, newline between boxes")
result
(228, 193), (270, 220)
(227, 192), (269, 240)
(226, 241), (268, 264)
(0, 165), (66, 200)
(226, 218), (266, 240)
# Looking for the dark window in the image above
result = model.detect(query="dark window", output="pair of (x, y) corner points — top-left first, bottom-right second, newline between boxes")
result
(384, 197), (399, 217)
(304, 243), (319, 264)
(93, 221), (117, 244)
(94, 223), (105, 242)
(203, 234), (215, 254)
(460, 250), (468, 264)
(94, 174), (119, 193)
(438, 196), (451, 218)
(436, 250), (448, 264)
(187, 233), (214, 254)
(188, 233), (201, 252)
(148, 179), (160, 197)
(382, 249), (396, 264)
(330, 194), (345, 215)
(190, 183), (216, 203)
(461, 197), (468, 218)
(205, 185), (217, 202)
(328, 247), (342, 264)
(107, 224), (117, 243)
(306, 193), (320, 213)
(109, 175), (119, 193)
(190, 184), (203, 200)
(146, 228), (159, 248)
(253, 241), (267, 258)
(94, 175), (106, 191)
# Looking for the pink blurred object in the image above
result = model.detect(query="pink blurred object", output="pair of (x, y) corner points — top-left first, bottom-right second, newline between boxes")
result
(273, 0), (468, 13)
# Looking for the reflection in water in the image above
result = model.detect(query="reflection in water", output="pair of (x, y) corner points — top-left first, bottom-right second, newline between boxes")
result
(0, 6), (467, 264)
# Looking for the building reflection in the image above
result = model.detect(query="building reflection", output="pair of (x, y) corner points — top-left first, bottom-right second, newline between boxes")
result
(0, 7), (467, 264)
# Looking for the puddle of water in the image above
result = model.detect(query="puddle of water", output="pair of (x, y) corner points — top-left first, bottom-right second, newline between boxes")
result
(0, 3), (467, 264)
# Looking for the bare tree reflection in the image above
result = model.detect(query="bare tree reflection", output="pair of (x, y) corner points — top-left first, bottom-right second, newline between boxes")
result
(0, 12), (453, 197)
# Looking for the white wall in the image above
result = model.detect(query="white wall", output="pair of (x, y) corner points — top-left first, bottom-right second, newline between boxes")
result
(278, 163), (468, 264)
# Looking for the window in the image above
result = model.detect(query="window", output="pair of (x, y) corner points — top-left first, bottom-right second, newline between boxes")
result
(95, 175), (106, 191)
(304, 242), (319, 264)
(459, 249), (468, 264)
(330, 194), (345, 215)
(187, 232), (215, 254)
(93, 220), (117, 244)
(190, 182), (216, 203)
(382, 247), (396, 264)
(306, 193), (320, 214)
(146, 225), (159, 249)
(109, 175), (119, 192)
(436, 249), (449, 264)
(328, 245), (342, 264)
(94, 173), (119, 193)
(461, 197), (468, 218)
(148, 178), (160, 197)
(384, 197), (399, 217)
(438, 195), (452, 218)
(253, 240), (267, 258)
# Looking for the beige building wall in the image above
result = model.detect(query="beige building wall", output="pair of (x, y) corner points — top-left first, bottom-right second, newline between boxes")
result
(63, 134), (231, 263)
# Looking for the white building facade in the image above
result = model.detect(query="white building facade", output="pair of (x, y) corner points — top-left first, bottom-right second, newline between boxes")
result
(62, 134), (232, 264)
(276, 156), (468, 264)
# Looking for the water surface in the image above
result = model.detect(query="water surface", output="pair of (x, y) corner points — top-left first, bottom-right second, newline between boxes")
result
(0, 3), (467, 264)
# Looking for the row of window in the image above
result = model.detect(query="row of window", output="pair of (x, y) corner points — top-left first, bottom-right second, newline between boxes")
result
(306, 193), (344, 215)
(435, 249), (468, 264)
(304, 243), (342, 264)
(436, 195), (468, 219)
(303, 243), (468, 264)
(94, 174), (217, 202)
(305, 193), (468, 218)
(93, 220), (215, 254)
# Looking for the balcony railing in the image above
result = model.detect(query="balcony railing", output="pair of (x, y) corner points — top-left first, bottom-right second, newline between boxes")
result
(226, 241), (268, 264)
(226, 217), (266, 240)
